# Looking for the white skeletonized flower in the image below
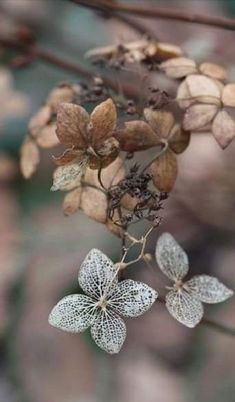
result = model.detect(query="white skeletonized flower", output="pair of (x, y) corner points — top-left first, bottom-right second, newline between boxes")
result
(155, 233), (233, 328)
(49, 249), (158, 354)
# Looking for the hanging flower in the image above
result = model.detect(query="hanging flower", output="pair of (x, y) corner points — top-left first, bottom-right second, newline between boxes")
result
(155, 233), (233, 328)
(49, 249), (158, 354)
(51, 98), (119, 190)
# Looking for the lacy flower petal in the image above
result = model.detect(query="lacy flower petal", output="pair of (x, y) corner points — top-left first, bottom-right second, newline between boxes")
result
(78, 249), (118, 299)
(90, 310), (126, 354)
(155, 233), (189, 281)
(185, 275), (234, 304)
(89, 98), (117, 148)
(48, 294), (97, 332)
(56, 103), (89, 148)
(108, 279), (158, 317)
(166, 290), (204, 328)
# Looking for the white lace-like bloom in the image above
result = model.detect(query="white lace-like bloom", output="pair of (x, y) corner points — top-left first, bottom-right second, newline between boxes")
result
(49, 249), (158, 353)
(155, 233), (234, 328)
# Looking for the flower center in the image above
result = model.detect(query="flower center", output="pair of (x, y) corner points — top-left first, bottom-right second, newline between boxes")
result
(97, 296), (108, 311)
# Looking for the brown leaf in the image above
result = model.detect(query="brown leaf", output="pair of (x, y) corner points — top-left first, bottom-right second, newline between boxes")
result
(53, 148), (85, 166)
(183, 104), (218, 131)
(29, 105), (51, 137)
(56, 103), (89, 148)
(169, 124), (191, 154)
(89, 98), (117, 148)
(150, 148), (178, 192)
(20, 138), (40, 179)
(212, 110), (235, 149)
(144, 109), (175, 139)
(222, 84), (235, 107)
(35, 123), (60, 148)
(185, 74), (222, 106)
(118, 120), (160, 152)
(159, 57), (197, 78)
(46, 85), (75, 112)
(63, 188), (82, 216)
(199, 63), (226, 81)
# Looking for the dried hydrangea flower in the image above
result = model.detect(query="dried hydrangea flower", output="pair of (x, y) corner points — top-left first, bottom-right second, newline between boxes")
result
(155, 233), (233, 328)
(177, 74), (235, 149)
(49, 249), (158, 354)
(51, 98), (119, 189)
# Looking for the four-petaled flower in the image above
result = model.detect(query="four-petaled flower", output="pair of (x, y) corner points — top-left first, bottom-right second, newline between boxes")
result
(48, 249), (158, 353)
(51, 98), (119, 191)
(155, 233), (233, 328)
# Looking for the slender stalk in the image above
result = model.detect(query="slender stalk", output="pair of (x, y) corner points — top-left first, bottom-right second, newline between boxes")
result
(201, 318), (235, 337)
(73, 0), (235, 32)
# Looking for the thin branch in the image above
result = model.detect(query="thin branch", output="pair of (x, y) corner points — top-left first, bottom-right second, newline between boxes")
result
(201, 318), (235, 337)
(73, 0), (235, 32)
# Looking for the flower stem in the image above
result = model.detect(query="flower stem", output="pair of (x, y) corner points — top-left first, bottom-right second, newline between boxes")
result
(201, 318), (235, 337)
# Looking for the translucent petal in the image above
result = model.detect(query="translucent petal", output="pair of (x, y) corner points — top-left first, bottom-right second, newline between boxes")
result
(78, 249), (117, 299)
(185, 275), (234, 304)
(51, 162), (86, 192)
(48, 294), (97, 332)
(155, 233), (189, 281)
(109, 279), (158, 317)
(166, 289), (204, 328)
(90, 309), (126, 354)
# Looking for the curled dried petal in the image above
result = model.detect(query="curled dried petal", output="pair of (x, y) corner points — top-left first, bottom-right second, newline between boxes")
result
(222, 84), (235, 107)
(199, 62), (226, 81)
(166, 290), (204, 328)
(212, 110), (235, 149)
(183, 104), (218, 131)
(150, 148), (178, 193)
(155, 232), (189, 281)
(51, 162), (85, 191)
(56, 103), (89, 147)
(154, 42), (183, 61)
(53, 148), (85, 166)
(159, 57), (197, 78)
(185, 275), (234, 303)
(20, 137), (40, 179)
(118, 120), (160, 152)
(89, 98), (117, 148)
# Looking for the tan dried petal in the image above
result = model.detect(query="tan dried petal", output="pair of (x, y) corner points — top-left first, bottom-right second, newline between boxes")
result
(56, 103), (89, 147)
(121, 193), (139, 211)
(177, 79), (193, 109)
(183, 104), (218, 131)
(159, 57), (197, 78)
(144, 109), (175, 139)
(53, 148), (85, 166)
(89, 98), (117, 147)
(212, 110), (235, 149)
(63, 188), (82, 216)
(150, 148), (178, 192)
(80, 184), (108, 224)
(20, 137), (40, 179)
(154, 42), (183, 61)
(29, 105), (51, 137)
(46, 85), (75, 112)
(185, 74), (222, 105)
(222, 84), (235, 107)
(169, 124), (191, 154)
(35, 123), (59, 149)
(89, 137), (119, 169)
(199, 63), (226, 81)
(118, 120), (160, 152)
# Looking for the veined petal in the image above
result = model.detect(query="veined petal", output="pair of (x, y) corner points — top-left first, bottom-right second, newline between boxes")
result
(48, 294), (97, 332)
(56, 103), (89, 147)
(78, 249), (117, 299)
(90, 309), (126, 354)
(185, 275), (234, 304)
(144, 109), (175, 139)
(155, 233), (189, 281)
(166, 289), (204, 328)
(108, 279), (158, 317)
(89, 98), (117, 148)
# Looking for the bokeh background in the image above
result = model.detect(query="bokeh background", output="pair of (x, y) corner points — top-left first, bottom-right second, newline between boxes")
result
(0, 0), (235, 401)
